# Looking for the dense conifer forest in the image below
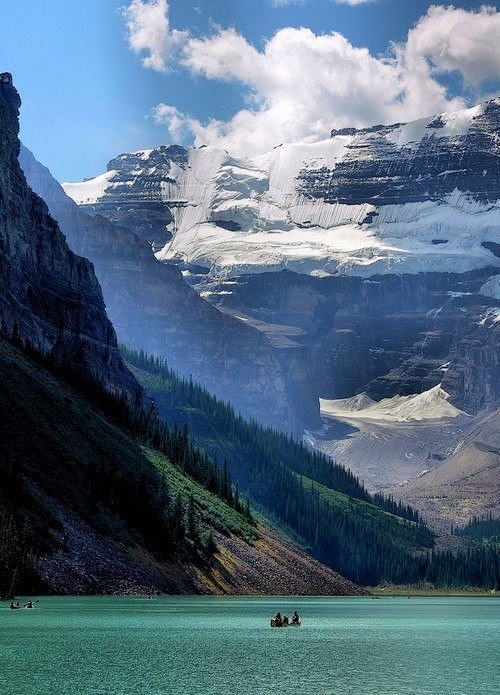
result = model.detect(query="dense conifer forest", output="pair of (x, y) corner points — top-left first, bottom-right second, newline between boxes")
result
(123, 347), (499, 590)
(1, 334), (498, 595)
(0, 338), (256, 596)
(453, 514), (500, 544)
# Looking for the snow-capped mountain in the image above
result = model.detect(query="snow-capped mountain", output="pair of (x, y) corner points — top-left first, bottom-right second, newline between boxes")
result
(63, 99), (500, 278)
(61, 99), (499, 424)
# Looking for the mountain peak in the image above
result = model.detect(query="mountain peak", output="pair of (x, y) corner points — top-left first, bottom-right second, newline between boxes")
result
(0, 72), (14, 86)
(63, 95), (500, 280)
(330, 97), (500, 142)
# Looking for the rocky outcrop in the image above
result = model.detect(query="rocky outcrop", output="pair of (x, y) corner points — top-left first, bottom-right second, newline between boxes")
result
(0, 73), (138, 397)
(20, 146), (320, 433)
(45, 94), (500, 424)
(315, 100), (500, 206)
(441, 317), (500, 413)
(208, 268), (499, 414)
(69, 146), (189, 251)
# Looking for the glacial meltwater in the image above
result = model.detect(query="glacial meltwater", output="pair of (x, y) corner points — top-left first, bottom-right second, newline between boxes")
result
(0, 596), (498, 694)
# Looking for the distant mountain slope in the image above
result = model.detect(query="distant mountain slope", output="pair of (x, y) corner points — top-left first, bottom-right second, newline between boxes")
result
(0, 72), (352, 596)
(63, 100), (500, 279)
(59, 98), (499, 418)
(20, 146), (319, 435)
(123, 347), (500, 590)
(0, 73), (137, 399)
(393, 408), (500, 530)
(209, 268), (499, 417)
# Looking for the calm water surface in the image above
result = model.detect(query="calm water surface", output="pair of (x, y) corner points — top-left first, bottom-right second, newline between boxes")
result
(0, 596), (498, 694)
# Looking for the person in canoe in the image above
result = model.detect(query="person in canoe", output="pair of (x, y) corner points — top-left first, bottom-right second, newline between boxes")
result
(271, 611), (283, 627)
(10, 601), (20, 609)
(291, 611), (300, 625)
(283, 615), (289, 626)
(24, 601), (34, 609)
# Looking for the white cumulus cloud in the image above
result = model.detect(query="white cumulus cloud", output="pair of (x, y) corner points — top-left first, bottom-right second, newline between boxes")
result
(125, 2), (500, 155)
(404, 5), (500, 88)
(123, 0), (187, 73)
(153, 103), (199, 141)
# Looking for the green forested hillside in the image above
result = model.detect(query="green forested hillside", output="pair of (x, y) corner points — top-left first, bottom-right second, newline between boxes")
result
(123, 348), (499, 590)
(453, 514), (500, 544)
(122, 349), (429, 583)
(0, 339), (256, 596)
(2, 336), (496, 596)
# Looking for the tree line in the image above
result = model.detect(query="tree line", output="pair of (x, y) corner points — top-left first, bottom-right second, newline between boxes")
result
(452, 513), (500, 543)
(120, 346), (499, 590)
(0, 335), (255, 596)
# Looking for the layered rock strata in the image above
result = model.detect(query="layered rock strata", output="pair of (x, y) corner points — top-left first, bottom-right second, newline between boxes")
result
(0, 73), (138, 397)
(208, 268), (499, 414)
(63, 100), (500, 279)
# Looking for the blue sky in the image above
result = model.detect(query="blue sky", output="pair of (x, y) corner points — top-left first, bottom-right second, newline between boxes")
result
(1, 0), (499, 181)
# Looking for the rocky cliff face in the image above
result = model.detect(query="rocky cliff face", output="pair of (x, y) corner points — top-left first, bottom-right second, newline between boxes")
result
(43, 82), (499, 531)
(70, 145), (189, 251)
(20, 146), (319, 433)
(208, 268), (499, 414)
(0, 73), (138, 397)
(320, 101), (500, 206)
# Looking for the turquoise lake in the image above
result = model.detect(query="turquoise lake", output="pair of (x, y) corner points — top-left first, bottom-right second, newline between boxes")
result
(0, 596), (498, 694)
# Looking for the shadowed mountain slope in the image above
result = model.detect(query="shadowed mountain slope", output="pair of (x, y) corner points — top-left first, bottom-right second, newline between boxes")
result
(20, 145), (319, 434)
(0, 73), (138, 399)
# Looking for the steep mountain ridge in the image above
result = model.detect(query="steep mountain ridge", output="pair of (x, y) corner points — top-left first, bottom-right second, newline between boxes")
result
(0, 337), (356, 596)
(2, 71), (497, 592)
(0, 73), (352, 595)
(63, 99), (500, 279)
(209, 268), (499, 414)
(0, 73), (138, 398)
(20, 146), (320, 434)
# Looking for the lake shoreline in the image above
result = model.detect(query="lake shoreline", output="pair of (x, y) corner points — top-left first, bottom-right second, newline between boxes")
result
(369, 585), (498, 596)
(3, 588), (498, 600)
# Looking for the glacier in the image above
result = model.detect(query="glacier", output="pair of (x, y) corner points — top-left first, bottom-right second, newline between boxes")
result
(63, 98), (500, 279)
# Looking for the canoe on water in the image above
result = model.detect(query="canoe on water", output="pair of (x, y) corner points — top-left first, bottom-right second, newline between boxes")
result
(270, 620), (301, 627)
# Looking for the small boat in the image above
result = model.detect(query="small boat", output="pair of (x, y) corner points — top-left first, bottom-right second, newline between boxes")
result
(270, 620), (301, 627)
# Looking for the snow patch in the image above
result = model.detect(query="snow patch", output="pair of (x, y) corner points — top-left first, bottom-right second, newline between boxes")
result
(478, 307), (500, 325)
(479, 275), (500, 301)
(63, 170), (115, 204)
(320, 385), (467, 423)
(63, 98), (500, 279)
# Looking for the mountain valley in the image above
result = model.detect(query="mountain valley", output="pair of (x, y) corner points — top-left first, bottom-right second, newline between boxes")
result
(1, 70), (498, 596)
(57, 99), (500, 527)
